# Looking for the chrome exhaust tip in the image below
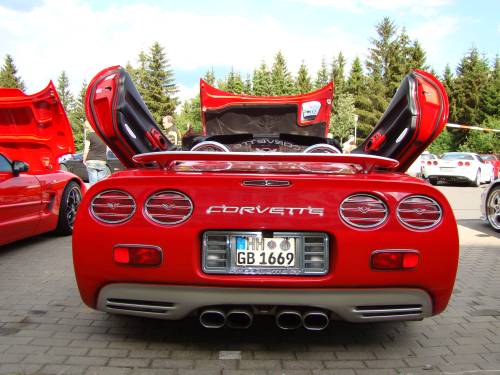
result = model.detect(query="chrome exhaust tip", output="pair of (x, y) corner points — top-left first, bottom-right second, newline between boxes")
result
(276, 310), (302, 330)
(226, 309), (253, 329)
(302, 311), (330, 331)
(199, 309), (226, 328)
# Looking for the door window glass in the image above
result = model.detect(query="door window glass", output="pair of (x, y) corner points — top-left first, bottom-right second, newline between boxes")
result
(0, 154), (12, 172)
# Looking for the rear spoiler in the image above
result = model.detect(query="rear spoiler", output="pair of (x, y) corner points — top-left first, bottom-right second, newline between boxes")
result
(133, 152), (398, 174)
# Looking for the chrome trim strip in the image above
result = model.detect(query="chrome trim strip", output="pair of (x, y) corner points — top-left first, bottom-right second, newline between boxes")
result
(242, 180), (291, 187)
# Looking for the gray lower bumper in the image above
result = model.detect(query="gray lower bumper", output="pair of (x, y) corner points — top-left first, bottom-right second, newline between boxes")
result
(97, 284), (433, 323)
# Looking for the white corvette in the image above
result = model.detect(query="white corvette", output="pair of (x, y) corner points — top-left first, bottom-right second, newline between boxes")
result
(427, 152), (494, 186)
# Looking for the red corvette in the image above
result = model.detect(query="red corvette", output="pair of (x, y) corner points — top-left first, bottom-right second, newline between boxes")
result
(73, 66), (458, 330)
(0, 83), (84, 246)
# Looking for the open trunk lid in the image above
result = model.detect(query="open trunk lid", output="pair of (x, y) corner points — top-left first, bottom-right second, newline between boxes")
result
(0, 83), (74, 172)
(200, 80), (333, 138)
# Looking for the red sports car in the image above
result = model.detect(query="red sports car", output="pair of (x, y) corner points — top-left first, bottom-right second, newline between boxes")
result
(73, 66), (458, 330)
(0, 83), (84, 246)
(480, 154), (500, 180)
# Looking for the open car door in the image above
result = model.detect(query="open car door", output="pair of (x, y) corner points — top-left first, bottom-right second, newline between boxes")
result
(353, 70), (448, 172)
(86, 66), (173, 168)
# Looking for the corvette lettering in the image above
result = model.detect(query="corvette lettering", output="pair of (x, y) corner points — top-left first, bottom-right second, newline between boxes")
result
(206, 205), (324, 217)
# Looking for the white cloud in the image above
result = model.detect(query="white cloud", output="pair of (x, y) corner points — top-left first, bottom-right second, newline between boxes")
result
(286, 0), (452, 13)
(0, 0), (366, 98)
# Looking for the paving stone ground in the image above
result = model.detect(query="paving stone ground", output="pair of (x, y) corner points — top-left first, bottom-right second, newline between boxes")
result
(0, 187), (499, 375)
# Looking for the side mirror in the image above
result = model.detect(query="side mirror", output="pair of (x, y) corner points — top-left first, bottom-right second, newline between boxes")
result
(12, 160), (29, 177)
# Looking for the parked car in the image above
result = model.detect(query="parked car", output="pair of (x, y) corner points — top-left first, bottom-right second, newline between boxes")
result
(73, 66), (458, 330)
(60, 149), (124, 182)
(420, 152), (439, 178)
(481, 178), (500, 232)
(480, 154), (500, 180)
(0, 83), (84, 246)
(427, 152), (494, 186)
(407, 151), (437, 178)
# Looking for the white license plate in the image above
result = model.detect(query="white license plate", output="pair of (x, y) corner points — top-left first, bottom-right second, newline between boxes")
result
(440, 167), (455, 172)
(235, 236), (296, 267)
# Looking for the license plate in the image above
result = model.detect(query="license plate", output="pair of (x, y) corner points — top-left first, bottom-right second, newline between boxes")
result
(235, 236), (296, 267)
(440, 167), (455, 172)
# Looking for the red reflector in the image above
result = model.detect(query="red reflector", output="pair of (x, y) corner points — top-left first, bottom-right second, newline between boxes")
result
(113, 246), (162, 266)
(371, 251), (419, 271)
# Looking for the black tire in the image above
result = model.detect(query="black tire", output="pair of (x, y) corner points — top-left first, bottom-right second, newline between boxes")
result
(55, 181), (82, 235)
(473, 170), (481, 187)
(429, 177), (438, 186)
(486, 185), (500, 232)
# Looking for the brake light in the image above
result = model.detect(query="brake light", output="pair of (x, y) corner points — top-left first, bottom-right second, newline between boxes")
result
(113, 245), (162, 266)
(371, 251), (419, 270)
(427, 161), (432, 165)
(464, 161), (470, 166)
(458, 161), (463, 166)
(339, 194), (388, 229)
(144, 190), (193, 225)
(90, 190), (136, 223)
(433, 160), (438, 165)
(397, 195), (442, 230)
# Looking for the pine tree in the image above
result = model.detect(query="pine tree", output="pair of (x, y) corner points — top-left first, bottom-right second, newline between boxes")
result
(203, 68), (216, 86)
(453, 47), (490, 125)
(142, 42), (178, 123)
(252, 61), (272, 96)
(295, 61), (312, 94)
(68, 80), (87, 152)
(481, 55), (500, 119)
(0, 54), (25, 90)
(346, 57), (365, 97)
(442, 64), (457, 122)
(56, 71), (74, 112)
(221, 68), (244, 94)
(330, 52), (346, 95)
(408, 41), (427, 71)
(270, 51), (294, 95)
(175, 96), (202, 135)
(315, 58), (329, 89)
(366, 17), (397, 84)
(243, 74), (252, 94)
(330, 92), (356, 144)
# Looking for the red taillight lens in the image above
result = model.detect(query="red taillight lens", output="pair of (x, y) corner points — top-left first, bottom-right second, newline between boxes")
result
(340, 194), (388, 229)
(371, 251), (419, 270)
(433, 160), (438, 165)
(458, 161), (463, 166)
(464, 161), (470, 166)
(397, 195), (442, 230)
(144, 190), (193, 225)
(113, 246), (162, 266)
(90, 190), (136, 223)
(426, 161), (432, 165)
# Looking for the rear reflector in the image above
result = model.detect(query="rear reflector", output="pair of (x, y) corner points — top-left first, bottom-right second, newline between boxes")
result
(371, 251), (419, 270)
(113, 245), (162, 266)
(173, 160), (361, 175)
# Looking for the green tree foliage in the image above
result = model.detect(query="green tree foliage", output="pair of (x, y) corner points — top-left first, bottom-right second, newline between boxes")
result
(270, 51), (295, 95)
(442, 64), (458, 121)
(315, 58), (329, 89)
(330, 52), (346, 95)
(56, 71), (74, 112)
(482, 55), (500, 119)
(204, 68), (216, 86)
(0, 54), (25, 90)
(453, 47), (490, 125)
(175, 96), (202, 135)
(220, 68), (244, 94)
(295, 61), (312, 94)
(252, 61), (272, 96)
(67, 81), (87, 152)
(330, 92), (356, 144)
(346, 57), (365, 97)
(458, 118), (500, 153)
(243, 74), (252, 94)
(428, 128), (454, 154)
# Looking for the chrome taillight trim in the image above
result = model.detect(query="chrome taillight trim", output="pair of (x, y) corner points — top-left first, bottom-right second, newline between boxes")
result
(397, 195), (443, 230)
(144, 190), (194, 225)
(339, 193), (388, 229)
(90, 190), (136, 224)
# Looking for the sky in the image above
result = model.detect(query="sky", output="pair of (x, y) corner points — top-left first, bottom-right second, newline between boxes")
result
(0, 0), (498, 103)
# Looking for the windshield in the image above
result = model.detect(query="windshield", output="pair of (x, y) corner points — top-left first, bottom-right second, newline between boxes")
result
(481, 155), (496, 161)
(442, 153), (474, 161)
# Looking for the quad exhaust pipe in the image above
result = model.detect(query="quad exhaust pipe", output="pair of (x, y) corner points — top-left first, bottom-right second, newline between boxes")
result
(200, 307), (329, 330)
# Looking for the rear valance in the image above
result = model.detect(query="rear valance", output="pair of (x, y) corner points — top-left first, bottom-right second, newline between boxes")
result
(132, 152), (398, 174)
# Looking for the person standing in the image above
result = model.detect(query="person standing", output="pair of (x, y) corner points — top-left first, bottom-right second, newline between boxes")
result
(162, 115), (180, 146)
(83, 121), (108, 185)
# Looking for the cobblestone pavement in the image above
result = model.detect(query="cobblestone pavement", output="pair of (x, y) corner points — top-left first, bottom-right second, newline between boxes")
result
(0, 188), (499, 375)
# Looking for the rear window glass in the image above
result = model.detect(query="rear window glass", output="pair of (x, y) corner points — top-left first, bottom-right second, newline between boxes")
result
(421, 154), (434, 160)
(442, 153), (474, 160)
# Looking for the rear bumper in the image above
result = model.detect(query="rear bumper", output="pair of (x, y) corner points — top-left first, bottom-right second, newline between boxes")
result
(428, 174), (474, 183)
(97, 283), (433, 323)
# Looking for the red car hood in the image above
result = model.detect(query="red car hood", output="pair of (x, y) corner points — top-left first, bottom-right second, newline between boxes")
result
(0, 82), (74, 172)
(200, 80), (333, 138)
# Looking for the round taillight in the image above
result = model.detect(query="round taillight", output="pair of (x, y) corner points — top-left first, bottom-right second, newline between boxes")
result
(458, 161), (463, 166)
(397, 195), (442, 230)
(303, 144), (341, 154)
(339, 194), (388, 229)
(90, 190), (136, 224)
(144, 190), (193, 225)
(191, 141), (230, 152)
(433, 160), (438, 165)
(464, 161), (470, 166)
(427, 161), (432, 165)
